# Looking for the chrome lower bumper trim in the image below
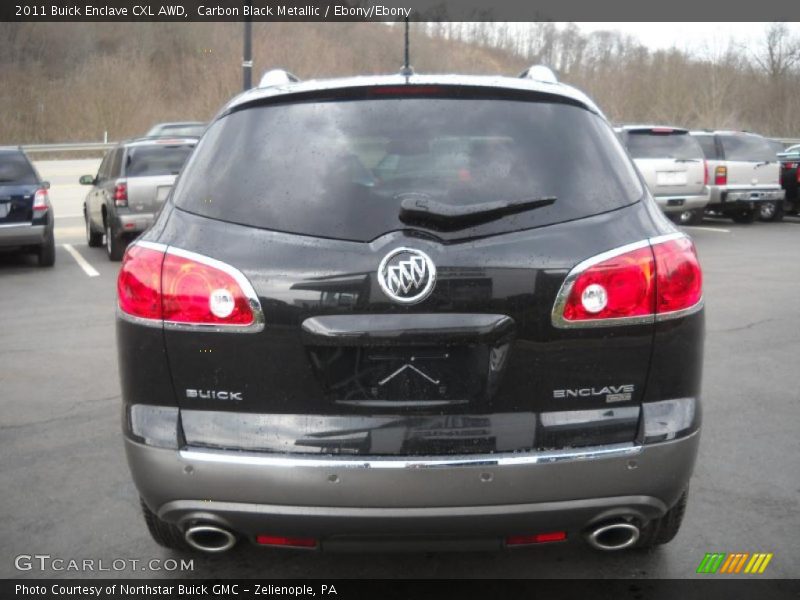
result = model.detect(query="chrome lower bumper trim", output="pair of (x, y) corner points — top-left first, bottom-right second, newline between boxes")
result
(180, 442), (642, 470)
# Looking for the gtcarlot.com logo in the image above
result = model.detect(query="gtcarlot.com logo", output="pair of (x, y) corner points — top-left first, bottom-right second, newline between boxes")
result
(696, 552), (773, 574)
(14, 554), (194, 572)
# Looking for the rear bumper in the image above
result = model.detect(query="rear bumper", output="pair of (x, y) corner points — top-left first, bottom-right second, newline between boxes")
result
(652, 193), (709, 213)
(126, 431), (700, 548)
(114, 213), (154, 234)
(0, 223), (46, 246)
(708, 187), (785, 206)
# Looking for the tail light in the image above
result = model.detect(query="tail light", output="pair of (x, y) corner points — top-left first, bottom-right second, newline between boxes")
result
(114, 180), (128, 207)
(32, 188), (49, 213)
(703, 160), (709, 186)
(552, 234), (702, 328)
(256, 535), (318, 549)
(506, 531), (567, 546)
(117, 241), (264, 332)
(714, 166), (727, 185)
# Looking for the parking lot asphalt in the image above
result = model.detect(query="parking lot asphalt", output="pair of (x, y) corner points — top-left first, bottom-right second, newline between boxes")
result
(0, 161), (798, 579)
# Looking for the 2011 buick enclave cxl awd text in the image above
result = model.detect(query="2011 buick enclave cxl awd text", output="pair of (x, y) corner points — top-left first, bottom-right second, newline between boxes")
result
(116, 67), (704, 554)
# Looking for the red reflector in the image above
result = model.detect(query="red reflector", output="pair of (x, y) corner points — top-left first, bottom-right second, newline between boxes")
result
(117, 245), (165, 320)
(653, 237), (703, 315)
(124, 223), (135, 229)
(506, 531), (567, 546)
(256, 535), (317, 548)
(369, 86), (444, 96)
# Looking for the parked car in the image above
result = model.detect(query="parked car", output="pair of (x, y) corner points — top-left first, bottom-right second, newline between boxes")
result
(616, 126), (709, 225)
(778, 151), (800, 215)
(145, 121), (206, 138)
(117, 67), (704, 555)
(690, 130), (785, 223)
(0, 147), (54, 266)
(81, 137), (196, 260)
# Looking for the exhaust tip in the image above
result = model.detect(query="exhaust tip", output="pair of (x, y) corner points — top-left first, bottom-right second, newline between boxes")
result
(184, 524), (237, 553)
(585, 521), (640, 551)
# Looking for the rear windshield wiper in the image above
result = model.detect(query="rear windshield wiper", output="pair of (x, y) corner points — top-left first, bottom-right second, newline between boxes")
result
(398, 193), (556, 231)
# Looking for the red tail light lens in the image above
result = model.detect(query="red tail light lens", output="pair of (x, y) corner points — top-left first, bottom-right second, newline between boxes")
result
(653, 236), (703, 315)
(162, 251), (255, 325)
(117, 242), (263, 330)
(117, 245), (164, 320)
(714, 166), (727, 185)
(703, 160), (709, 186)
(114, 180), (128, 207)
(554, 235), (702, 327)
(33, 188), (49, 212)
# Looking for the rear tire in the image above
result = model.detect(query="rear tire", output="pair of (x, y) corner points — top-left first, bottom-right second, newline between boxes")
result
(636, 490), (688, 549)
(676, 209), (703, 226)
(141, 498), (190, 551)
(37, 229), (55, 267)
(105, 221), (125, 261)
(86, 214), (103, 247)
(730, 209), (756, 224)
(758, 201), (784, 222)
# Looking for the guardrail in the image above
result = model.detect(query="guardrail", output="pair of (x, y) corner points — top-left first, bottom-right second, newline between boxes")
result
(21, 142), (117, 154)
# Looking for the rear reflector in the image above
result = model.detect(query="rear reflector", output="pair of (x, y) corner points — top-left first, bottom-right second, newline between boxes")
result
(553, 234), (702, 328)
(256, 535), (318, 548)
(117, 242), (264, 331)
(506, 531), (567, 546)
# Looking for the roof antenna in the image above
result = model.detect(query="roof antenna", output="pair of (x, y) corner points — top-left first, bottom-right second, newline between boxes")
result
(400, 17), (414, 77)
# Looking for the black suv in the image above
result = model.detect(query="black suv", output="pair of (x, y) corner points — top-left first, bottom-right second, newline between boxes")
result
(117, 68), (704, 554)
(0, 147), (54, 266)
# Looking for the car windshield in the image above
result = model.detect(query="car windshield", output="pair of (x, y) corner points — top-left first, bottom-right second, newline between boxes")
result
(0, 151), (38, 184)
(625, 131), (704, 160)
(173, 96), (643, 242)
(125, 144), (194, 177)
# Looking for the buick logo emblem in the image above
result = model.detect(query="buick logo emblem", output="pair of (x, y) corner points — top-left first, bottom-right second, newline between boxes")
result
(377, 247), (436, 304)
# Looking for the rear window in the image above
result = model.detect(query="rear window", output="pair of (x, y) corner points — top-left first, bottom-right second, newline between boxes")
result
(125, 144), (194, 177)
(720, 135), (776, 162)
(625, 131), (704, 160)
(173, 97), (643, 242)
(0, 151), (38, 185)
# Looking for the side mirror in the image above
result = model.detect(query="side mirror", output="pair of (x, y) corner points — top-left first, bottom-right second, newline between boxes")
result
(79, 175), (95, 185)
(41, 181), (50, 189)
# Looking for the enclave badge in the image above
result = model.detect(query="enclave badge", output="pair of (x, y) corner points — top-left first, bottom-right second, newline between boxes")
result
(377, 247), (437, 304)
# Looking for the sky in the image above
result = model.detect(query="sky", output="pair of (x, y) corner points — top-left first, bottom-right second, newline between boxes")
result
(570, 22), (800, 54)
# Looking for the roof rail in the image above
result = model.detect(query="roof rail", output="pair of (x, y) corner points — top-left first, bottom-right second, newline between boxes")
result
(519, 65), (558, 84)
(258, 69), (300, 88)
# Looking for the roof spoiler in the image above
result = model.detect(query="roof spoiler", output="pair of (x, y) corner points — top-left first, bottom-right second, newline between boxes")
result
(519, 65), (558, 84)
(258, 69), (300, 88)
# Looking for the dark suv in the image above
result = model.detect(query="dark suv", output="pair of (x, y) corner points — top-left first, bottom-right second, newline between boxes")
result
(0, 147), (54, 266)
(117, 68), (704, 554)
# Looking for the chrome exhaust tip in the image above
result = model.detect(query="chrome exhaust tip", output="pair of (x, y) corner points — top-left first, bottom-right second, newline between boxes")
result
(184, 524), (237, 553)
(585, 521), (640, 551)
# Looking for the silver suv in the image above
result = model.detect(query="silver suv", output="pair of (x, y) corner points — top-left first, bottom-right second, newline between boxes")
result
(616, 126), (709, 225)
(690, 131), (784, 223)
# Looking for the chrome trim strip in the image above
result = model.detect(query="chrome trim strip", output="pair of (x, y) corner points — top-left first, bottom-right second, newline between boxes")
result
(551, 232), (702, 329)
(0, 222), (35, 229)
(180, 442), (642, 469)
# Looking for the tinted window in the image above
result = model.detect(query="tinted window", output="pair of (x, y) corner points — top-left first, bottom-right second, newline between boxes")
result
(125, 145), (194, 177)
(175, 98), (642, 241)
(693, 135), (718, 160)
(720, 135), (775, 162)
(625, 131), (704, 160)
(0, 151), (38, 185)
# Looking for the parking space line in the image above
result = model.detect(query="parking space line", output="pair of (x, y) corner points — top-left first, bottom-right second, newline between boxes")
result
(62, 244), (100, 277)
(683, 226), (731, 233)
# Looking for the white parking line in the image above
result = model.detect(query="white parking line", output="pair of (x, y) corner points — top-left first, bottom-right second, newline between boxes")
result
(683, 226), (731, 233)
(61, 244), (100, 277)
